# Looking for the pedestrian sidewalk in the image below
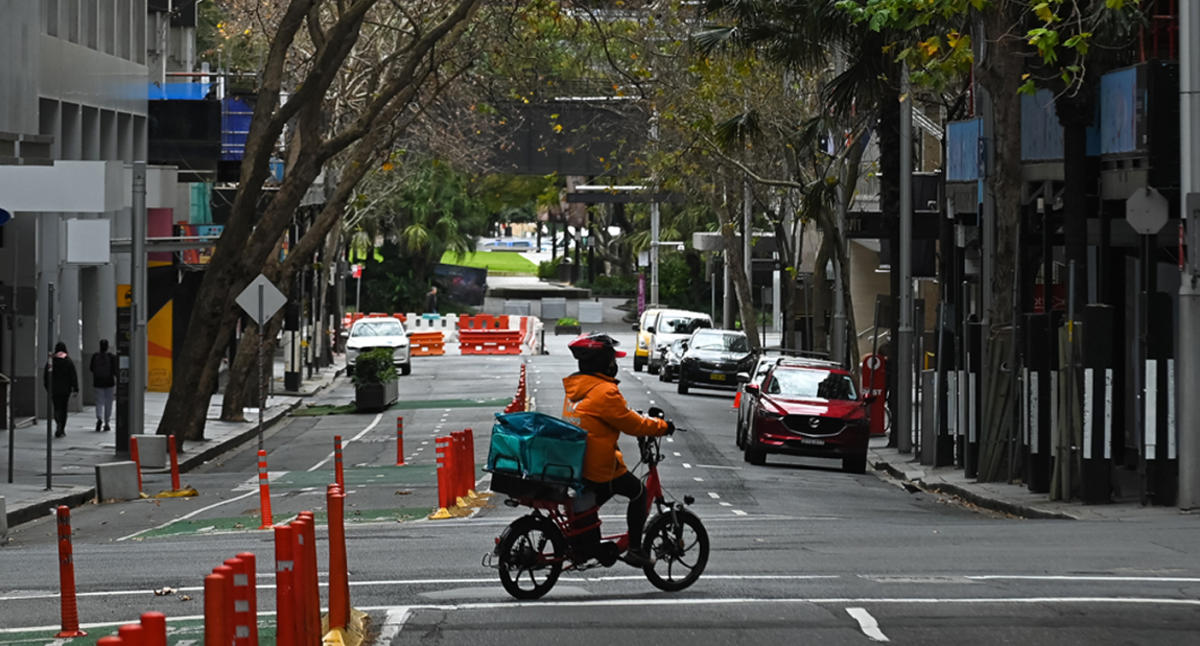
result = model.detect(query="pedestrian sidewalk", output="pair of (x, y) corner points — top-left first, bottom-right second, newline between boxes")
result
(0, 360), (344, 534)
(868, 445), (1194, 521)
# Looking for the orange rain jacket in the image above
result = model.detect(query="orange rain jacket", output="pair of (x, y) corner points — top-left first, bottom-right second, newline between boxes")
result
(561, 372), (670, 483)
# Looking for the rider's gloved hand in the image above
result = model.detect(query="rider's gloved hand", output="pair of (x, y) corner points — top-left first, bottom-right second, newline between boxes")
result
(664, 420), (676, 435)
(647, 406), (665, 419)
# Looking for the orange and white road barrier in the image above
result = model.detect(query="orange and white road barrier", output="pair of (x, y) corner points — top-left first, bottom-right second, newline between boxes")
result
(273, 525), (297, 646)
(396, 416), (405, 466)
(334, 435), (345, 488)
(54, 506), (86, 638)
(256, 450), (273, 529)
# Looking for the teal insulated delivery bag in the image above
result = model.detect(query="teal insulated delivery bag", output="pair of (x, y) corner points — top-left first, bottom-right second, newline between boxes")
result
(486, 411), (587, 488)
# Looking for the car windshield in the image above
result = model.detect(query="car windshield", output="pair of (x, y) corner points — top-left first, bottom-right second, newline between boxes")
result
(765, 369), (858, 400)
(659, 316), (707, 334)
(351, 320), (404, 337)
(691, 332), (749, 353)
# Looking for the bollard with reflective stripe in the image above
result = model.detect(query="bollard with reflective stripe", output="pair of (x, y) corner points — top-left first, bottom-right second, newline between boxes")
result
(435, 436), (452, 510)
(224, 556), (255, 646)
(334, 435), (344, 487)
(256, 450), (273, 529)
(54, 506), (86, 637)
(452, 431), (469, 504)
(235, 552), (259, 646)
(396, 416), (405, 466)
(168, 435), (182, 491)
(273, 526), (296, 646)
(130, 436), (144, 494)
(465, 428), (477, 495)
(139, 612), (167, 646)
(118, 623), (145, 646)
(296, 513), (322, 644)
(326, 485), (350, 630)
(203, 573), (229, 646)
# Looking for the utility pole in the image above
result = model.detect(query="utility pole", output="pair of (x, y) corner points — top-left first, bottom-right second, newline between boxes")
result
(1178, 0), (1200, 510)
(128, 162), (147, 450)
(650, 114), (661, 306)
(897, 65), (914, 454)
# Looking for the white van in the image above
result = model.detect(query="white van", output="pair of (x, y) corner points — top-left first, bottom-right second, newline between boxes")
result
(646, 309), (712, 374)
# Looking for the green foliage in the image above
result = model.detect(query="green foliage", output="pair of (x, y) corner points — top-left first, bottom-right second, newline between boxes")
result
(351, 348), (397, 386)
(657, 253), (711, 314)
(440, 250), (537, 275)
(537, 259), (565, 280)
(556, 317), (579, 327)
(579, 273), (637, 297)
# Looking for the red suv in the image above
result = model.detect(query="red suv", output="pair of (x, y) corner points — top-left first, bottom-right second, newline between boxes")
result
(736, 359), (870, 473)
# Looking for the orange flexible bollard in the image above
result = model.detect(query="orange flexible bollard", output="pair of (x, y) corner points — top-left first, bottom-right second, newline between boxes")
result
(256, 450), (273, 529)
(334, 435), (345, 488)
(54, 506), (86, 637)
(212, 564), (236, 645)
(224, 556), (254, 646)
(464, 428), (477, 494)
(451, 431), (468, 502)
(96, 637), (125, 646)
(139, 612), (167, 646)
(203, 572), (229, 646)
(291, 518), (315, 646)
(274, 526), (297, 646)
(297, 513), (322, 644)
(130, 436), (144, 494)
(435, 436), (452, 510)
(235, 552), (259, 646)
(733, 391), (741, 409)
(118, 623), (145, 646)
(167, 435), (181, 491)
(326, 485), (350, 630)
(396, 416), (405, 466)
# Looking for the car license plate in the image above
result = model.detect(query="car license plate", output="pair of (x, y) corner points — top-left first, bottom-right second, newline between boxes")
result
(710, 373), (726, 381)
(800, 438), (824, 446)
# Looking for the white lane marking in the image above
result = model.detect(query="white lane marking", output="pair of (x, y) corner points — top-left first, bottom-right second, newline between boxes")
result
(377, 606), (414, 642)
(117, 489), (257, 542)
(966, 575), (1200, 583)
(719, 502), (732, 507)
(694, 464), (742, 470)
(309, 412), (383, 471)
(666, 437), (675, 443)
(732, 510), (747, 516)
(673, 451), (682, 457)
(693, 477), (704, 482)
(707, 492), (721, 499)
(682, 463), (692, 469)
(847, 607), (889, 641)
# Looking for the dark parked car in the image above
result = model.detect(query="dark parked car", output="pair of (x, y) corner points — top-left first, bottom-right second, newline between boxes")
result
(736, 359), (870, 473)
(657, 339), (688, 383)
(676, 329), (755, 395)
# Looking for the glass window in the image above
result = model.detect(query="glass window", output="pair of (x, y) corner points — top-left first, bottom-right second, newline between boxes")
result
(351, 320), (405, 337)
(691, 332), (749, 353)
(765, 369), (857, 400)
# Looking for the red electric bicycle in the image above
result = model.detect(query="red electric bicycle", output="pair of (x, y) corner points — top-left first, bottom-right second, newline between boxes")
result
(484, 430), (709, 600)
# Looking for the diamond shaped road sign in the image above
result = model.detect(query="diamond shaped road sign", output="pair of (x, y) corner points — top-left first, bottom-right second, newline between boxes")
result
(236, 273), (288, 326)
(1126, 186), (1169, 235)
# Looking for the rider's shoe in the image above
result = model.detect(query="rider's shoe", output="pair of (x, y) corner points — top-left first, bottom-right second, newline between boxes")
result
(621, 548), (656, 568)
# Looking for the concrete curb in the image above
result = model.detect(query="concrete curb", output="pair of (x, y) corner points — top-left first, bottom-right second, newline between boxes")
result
(870, 455), (1075, 521)
(5, 487), (96, 530)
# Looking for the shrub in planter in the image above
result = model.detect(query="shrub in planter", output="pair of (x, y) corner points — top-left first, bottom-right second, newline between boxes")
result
(353, 348), (399, 411)
(554, 317), (581, 336)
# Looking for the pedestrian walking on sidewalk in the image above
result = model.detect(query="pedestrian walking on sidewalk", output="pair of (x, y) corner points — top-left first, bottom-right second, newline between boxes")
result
(43, 341), (78, 438)
(89, 339), (117, 432)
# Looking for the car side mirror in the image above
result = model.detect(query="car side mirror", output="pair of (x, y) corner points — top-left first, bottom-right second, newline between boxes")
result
(646, 326), (655, 334)
(632, 323), (640, 331)
(736, 372), (750, 384)
(744, 383), (759, 394)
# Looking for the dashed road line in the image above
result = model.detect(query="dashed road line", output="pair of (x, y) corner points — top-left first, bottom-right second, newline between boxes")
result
(846, 607), (889, 642)
(682, 463), (692, 469)
(707, 492), (721, 499)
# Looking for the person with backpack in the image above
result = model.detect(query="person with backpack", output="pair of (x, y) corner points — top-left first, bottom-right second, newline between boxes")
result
(89, 339), (117, 432)
(43, 341), (79, 438)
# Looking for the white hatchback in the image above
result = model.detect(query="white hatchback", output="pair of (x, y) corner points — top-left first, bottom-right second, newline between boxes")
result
(346, 317), (412, 376)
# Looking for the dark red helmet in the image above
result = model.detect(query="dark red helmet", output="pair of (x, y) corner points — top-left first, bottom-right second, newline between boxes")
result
(567, 332), (627, 359)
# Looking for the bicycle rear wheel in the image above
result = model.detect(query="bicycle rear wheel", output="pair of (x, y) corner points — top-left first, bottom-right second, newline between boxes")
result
(642, 510), (708, 592)
(496, 515), (565, 600)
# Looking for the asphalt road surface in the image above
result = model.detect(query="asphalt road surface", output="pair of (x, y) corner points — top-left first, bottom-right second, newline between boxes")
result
(2, 348), (1198, 644)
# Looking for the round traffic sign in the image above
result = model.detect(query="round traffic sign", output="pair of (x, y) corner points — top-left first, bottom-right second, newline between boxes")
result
(1126, 187), (1169, 235)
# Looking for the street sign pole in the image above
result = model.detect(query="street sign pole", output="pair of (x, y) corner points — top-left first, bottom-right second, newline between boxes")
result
(45, 283), (54, 491)
(258, 285), (265, 452)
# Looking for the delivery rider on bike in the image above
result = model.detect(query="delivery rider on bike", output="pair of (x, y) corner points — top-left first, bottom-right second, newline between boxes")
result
(562, 333), (674, 567)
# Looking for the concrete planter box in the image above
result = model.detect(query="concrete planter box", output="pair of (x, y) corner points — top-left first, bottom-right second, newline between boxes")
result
(355, 380), (399, 412)
(554, 325), (581, 336)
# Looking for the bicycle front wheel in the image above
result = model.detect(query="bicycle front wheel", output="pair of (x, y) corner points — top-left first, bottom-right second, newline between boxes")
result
(496, 515), (564, 600)
(642, 510), (709, 592)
